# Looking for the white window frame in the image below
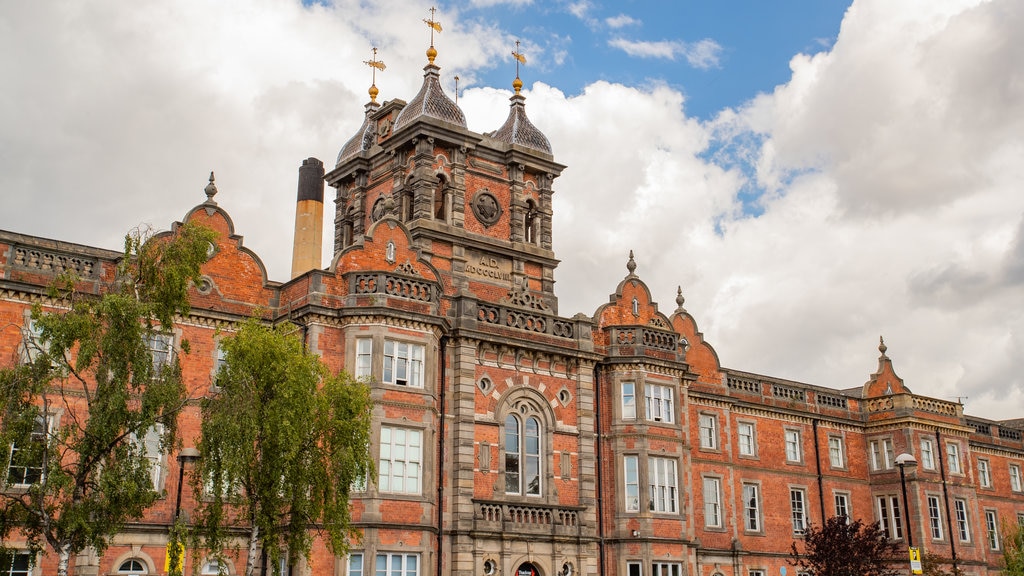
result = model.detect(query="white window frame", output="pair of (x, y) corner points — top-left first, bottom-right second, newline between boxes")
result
(7, 414), (51, 487)
(200, 560), (224, 575)
(834, 491), (851, 521)
(644, 384), (674, 423)
(375, 553), (419, 576)
(921, 438), (936, 470)
(790, 488), (808, 535)
(383, 340), (424, 387)
(379, 426), (422, 494)
(877, 495), (904, 540)
(737, 422), (756, 457)
(828, 436), (845, 468)
(624, 455), (640, 512)
(621, 382), (636, 420)
(214, 341), (228, 374)
(927, 495), (944, 540)
(0, 551), (32, 576)
(355, 338), (372, 379)
(117, 558), (148, 575)
(743, 482), (762, 532)
(869, 441), (881, 471)
(1010, 463), (1023, 492)
(703, 476), (722, 528)
(698, 414), (718, 450)
(978, 458), (992, 488)
(954, 498), (970, 542)
(648, 457), (678, 514)
(748, 571), (766, 576)
(347, 553), (364, 576)
(504, 414), (542, 496)
(20, 318), (49, 365)
(947, 443), (962, 474)
(785, 429), (802, 463)
(883, 438), (894, 469)
(985, 509), (999, 550)
(627, 561), (643, 576)
(130, 423), (165, 491)
(651, 563), (681, 576)
(146, 332), (174, 379)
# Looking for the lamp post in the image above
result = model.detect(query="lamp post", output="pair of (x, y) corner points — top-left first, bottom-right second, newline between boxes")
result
(170, 448), (200, 576)
(896, 452), (920, 574)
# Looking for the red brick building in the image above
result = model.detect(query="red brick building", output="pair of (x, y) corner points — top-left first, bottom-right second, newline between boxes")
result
(1, 43), (1022, 576)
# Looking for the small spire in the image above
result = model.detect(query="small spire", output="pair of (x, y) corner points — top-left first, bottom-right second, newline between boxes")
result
(627, 250), (637, 275)
(204, 171), (218, 204)
(363, 47), (386, 104)
(512, 40), (527, 95)
(454, 75), (459, 105)
(675, 286), (686, 310)
(423, 7), (442, 64)
(878, 336), (888, 357)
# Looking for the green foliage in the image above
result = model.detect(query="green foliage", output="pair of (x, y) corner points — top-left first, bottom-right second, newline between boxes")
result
(0, 223), (216, 575)
(918, 551), (962, 576)
(192, 319), (373, 576)
(790, 516), (902, 576)
(1004, 520), (1024, 576)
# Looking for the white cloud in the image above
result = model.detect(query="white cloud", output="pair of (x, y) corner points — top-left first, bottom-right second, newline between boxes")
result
(2, 0), (1022, 422)
(605, 14), (639, 28)
(609, 37), (722, 68)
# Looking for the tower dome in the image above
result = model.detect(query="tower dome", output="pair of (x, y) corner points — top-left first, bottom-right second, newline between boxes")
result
(392, 47), (466, 132)
(336, 100), (380, 166)
(491, 78), (552, 155)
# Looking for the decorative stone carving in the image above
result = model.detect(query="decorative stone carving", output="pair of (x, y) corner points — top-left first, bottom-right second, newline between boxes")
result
(471, 190), (502, 227)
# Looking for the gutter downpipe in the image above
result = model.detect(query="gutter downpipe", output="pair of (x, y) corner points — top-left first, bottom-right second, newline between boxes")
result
(813, 419), (826, 521)
(935, 429), (958, 571)
(594, 366), (606, 576)
(437, 336), (448, 576)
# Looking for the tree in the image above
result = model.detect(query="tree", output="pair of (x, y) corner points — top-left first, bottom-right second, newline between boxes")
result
(191, 319), (373, 576)
(1004, 520), (1024, 576)
(0, 223), (216, 576)
(790, 516), (901, 576)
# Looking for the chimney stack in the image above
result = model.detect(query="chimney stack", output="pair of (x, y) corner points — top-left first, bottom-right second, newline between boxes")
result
(290, 157), (325, 279)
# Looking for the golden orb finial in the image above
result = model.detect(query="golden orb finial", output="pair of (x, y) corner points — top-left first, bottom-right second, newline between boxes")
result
(363, 47), (386, 103)
(512, 76), (523, 95)
(427, 45), (437, 64)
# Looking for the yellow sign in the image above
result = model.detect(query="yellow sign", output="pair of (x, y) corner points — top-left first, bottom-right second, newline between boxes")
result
(909, 547), (922, 575)
(165, 541), (184, 574)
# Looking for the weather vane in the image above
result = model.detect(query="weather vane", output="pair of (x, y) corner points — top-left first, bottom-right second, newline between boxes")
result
(423, 6), (442, 46)
(363, 46), (386, 103)
(512, 40), (527, 77)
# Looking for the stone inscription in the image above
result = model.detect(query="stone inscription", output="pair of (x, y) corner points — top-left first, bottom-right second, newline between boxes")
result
(465, 250), (512, 283)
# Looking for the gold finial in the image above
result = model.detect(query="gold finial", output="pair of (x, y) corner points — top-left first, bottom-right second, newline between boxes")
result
(424, 6), (442, 63)
(511, 40), (527, 95)
(363, 47), (386, 103)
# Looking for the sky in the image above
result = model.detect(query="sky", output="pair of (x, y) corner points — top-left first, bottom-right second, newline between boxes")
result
(2, 0), (1022, 420)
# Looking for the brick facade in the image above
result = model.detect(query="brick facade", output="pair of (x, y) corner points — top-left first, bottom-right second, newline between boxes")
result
(1, 47), (1022, 576)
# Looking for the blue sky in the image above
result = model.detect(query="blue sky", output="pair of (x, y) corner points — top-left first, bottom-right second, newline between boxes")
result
(2, 0), (1022, 418)
(462, 0), (850, 119)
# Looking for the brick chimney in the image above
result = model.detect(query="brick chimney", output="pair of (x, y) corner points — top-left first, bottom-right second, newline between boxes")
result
(290, 157), (325, 278)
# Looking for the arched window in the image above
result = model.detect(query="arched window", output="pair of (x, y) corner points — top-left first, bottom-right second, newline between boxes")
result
(117, 559), (148, 575)
(505, 414), (541, 495)
(434, 176), (448, 221)
(402, 190), (414, 222)
(200, 560), (224, 575)
(524, 200), (538, 244)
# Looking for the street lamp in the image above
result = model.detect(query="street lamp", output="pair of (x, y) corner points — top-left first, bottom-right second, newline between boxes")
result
(896, 453), (918, 548)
